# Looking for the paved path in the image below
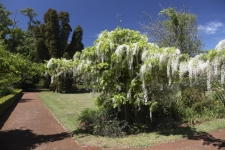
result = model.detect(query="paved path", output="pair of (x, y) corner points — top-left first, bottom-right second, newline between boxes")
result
(0, 92), (225, 150)
(0, 92), (101, 150)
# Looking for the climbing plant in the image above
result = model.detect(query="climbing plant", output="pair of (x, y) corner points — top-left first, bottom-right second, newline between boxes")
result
(46, 27), (225, 124)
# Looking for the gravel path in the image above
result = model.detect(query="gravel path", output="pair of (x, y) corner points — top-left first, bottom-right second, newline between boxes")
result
(0, 92), (225, 150)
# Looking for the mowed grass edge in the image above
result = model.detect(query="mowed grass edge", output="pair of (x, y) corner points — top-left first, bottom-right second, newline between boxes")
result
(39, 92), (225, 148)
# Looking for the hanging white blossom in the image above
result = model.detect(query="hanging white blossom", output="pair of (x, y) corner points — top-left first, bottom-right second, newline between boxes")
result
(179, 62), (188, 78)
(51, 76), (54, 83)
(132, 43), (139, 56)
(171, 56), (179, 75)
(140, 64), (147, 76)
(46, 58), (53, 68)
(115, 44), (129, 57)
(215, 39), (225, 51)
(96, 41), (102, 57)
(221, 64), (225, 84)
(207, 65), (213, 90)
(175, 48), (181, 55)
(141, 50), (149, 62)
(45, 27), (225, 118)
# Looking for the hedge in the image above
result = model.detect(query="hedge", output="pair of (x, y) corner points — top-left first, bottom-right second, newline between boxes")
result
(0, 89), (23, 116)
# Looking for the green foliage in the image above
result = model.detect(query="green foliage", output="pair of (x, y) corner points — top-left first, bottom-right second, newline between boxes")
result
(58, 11), (72, 57)
(142, 6), (202, 55)
(33, 24), (50, 62)
(19, 7), (40, 31)
(44, 8), (60, 58)
(213, 86), (225, 106)
(0, 5), (40, 62)
(33, 10), (83, 61)
(77, 108), (129, 137)
(181, 87), (205, 109)
(62, 52), (71, 59)
(46, 26), (225, 132)
(0, 87), (14, 98)
(0, 40), (44, 89)
(0, 89), (22, 116)
(0, 3), (13, 40)
(49, 75), (73, 93)
(67, 25), (84, 58)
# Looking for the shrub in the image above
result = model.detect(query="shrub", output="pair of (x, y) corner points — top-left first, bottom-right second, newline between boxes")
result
(0, 87), (14, 98)
(181, 87), (205, 108)
(0, 89), (22, 116)
(212, 86), (225, 106)
(77, 108), (129, 137)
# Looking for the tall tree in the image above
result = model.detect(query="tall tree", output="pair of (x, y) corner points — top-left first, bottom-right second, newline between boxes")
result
(0, 39), (43, 89)
(33, 24), (50, 62)
(67, 25), (84, 58)
(0, 3), (13, 41)
(58, 11), (72, 57)
(44, 8), (60, 58)
(0, 4), (36, 61)
(141, 6), (202, 55)
(15, 8), (40, 62)
(19, 8), (40, 32)
(7, 28), (25, 53)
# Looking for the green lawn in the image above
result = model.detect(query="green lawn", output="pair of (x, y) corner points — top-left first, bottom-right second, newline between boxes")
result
(39, 91), (225, 148)
(39, 92), (97, 132)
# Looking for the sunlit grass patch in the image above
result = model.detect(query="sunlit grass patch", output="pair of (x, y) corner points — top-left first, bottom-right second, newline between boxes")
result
(39, 92), (225, 148)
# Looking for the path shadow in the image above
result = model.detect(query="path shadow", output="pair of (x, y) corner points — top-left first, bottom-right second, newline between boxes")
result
(158, 126), (225, 149)
(23, 88), (50, 92)
(188, 133), (225, 149)
(0, 129), (71, 150)
(19, 98), (33, 103)
(0, 93), (23, 129)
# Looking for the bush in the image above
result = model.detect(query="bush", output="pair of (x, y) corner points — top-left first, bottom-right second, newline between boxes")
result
(49, 76), (74, 93)
(181, 87), (206, 108)
(0, 89), (22, 116)
(35, 76), (51, 89)
(0, 87), (14, 98)
(212, 85), (225, 106)
(77, 108), (129, 137)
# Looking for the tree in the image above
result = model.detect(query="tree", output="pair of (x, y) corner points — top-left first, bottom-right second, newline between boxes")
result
(6, 28), (25, 53)
(19, 8), (40, 32)
(33, 24), (50, 62)
(67, 25), (84, 58)
(46, 28), (225, 128)
(44, 8), (60, 58)
(0, 40), (43, 89)
(44, 10), (73, 91)
(3, 8), (41, 62)
(0, 3), (13, 41)
(141, 6), (202, 55)
(47, 27), (163, 124)
(0, 5), (48, 89)
(58, 11), (72, 57)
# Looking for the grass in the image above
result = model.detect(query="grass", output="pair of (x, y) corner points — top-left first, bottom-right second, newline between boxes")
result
(38, 91), (97, 132)
(39, 91), (225, 148)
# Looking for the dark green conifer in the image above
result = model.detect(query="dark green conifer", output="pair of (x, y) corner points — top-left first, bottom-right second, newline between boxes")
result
(67, 25), (84, 58)
(33, 24), (49, 62)
(44, 8), (60, 58)
(58, 12), (72, 57)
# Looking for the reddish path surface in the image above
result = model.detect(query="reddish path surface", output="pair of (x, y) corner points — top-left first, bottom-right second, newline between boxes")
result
(0, 92), (100, 150)
(0, 92), (225, 150)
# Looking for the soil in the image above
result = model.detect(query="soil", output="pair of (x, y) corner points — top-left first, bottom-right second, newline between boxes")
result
(0, 92), (225, 150)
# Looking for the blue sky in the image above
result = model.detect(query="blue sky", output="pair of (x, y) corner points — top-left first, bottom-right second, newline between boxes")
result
(1, 0), (225, 50)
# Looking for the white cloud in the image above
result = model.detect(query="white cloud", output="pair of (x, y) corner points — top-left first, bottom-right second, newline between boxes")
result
(198, 21), (224, 34)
